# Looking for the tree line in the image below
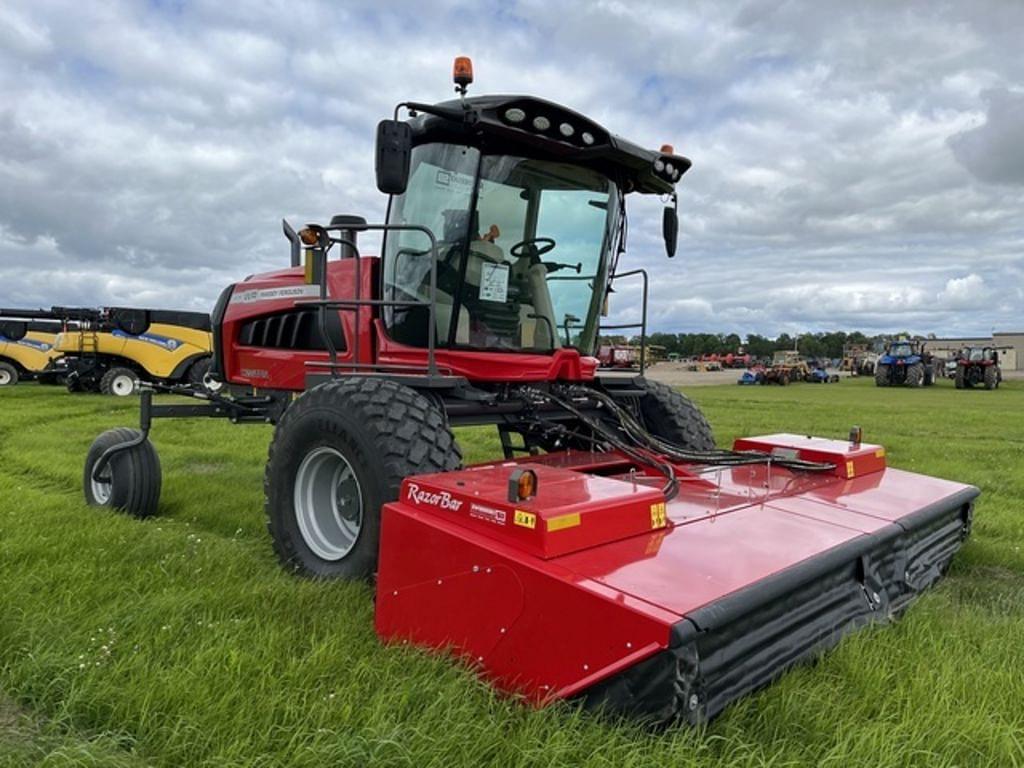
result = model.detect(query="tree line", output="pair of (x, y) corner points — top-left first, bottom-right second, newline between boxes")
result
(599, 331), (894, 360)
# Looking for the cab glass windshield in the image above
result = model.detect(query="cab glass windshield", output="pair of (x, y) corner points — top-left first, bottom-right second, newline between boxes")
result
(383, 143), (618, 354)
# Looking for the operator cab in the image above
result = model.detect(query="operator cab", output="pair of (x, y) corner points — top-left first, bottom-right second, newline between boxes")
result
(384, 146), (615, 353)
(888, 342), (914, 357)
(377, 59), (689, 360)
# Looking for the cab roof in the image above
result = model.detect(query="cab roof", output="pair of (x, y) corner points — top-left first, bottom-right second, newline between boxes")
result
(403, 94), (690, 196)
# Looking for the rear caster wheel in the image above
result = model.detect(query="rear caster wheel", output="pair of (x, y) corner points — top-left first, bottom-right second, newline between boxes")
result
(83, 428), (162, 517)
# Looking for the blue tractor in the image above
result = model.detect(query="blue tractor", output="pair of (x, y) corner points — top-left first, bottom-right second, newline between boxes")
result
(874, 339), (934, 387)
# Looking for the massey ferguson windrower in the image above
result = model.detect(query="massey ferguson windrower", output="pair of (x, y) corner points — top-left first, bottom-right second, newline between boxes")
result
(84, 59), (978, 723)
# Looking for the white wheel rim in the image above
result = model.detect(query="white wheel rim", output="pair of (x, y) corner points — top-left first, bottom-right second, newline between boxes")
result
(293, 446), (363, 561)
(112, 374), (136, 396)
(91, 466), (112, 504)
(0, 370), (11, 385)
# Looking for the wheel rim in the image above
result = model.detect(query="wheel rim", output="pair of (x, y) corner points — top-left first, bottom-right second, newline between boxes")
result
(293, 446), (363, 561)
(0, 369), (10, 386)
(91, 466), (113, 505)
(112, 374), (135, 396)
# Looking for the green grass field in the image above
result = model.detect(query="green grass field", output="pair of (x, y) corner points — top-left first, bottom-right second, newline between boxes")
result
(1, 379), (1022, 767)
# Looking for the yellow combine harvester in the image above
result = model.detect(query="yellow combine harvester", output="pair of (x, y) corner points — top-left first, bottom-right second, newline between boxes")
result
(1, 307), (213, 396)
(0, 319), (63, 387)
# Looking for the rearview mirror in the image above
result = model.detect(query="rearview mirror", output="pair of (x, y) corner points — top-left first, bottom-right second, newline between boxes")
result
(375, 120), (412, 195)
(663, 203), (678, 258)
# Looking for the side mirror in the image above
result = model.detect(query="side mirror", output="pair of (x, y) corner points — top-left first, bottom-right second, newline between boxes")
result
(663, 202), (678, 258)
(375, 120), (412, 195)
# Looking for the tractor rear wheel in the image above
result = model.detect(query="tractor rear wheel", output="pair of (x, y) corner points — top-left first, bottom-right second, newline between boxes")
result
(100, 367), (138, 397)
(874, 364), (890, 387)
(984, 365), (997, 390)
(906, 362), (924, 387)
(83, 428), (162, 517)
(264, 377), (462, 579)
(0, 362), (18, 387)
(635, 378), (715, 451)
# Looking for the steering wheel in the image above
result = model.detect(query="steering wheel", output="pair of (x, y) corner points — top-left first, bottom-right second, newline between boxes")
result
(510, 237), (556, 259)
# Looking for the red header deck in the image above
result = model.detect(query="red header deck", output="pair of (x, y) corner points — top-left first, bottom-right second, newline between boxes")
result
(375, 434), (978, 722)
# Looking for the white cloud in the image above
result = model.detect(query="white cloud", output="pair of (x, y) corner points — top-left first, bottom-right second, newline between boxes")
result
(937, 273), (989, 309)
(0, 0), (1022, 338)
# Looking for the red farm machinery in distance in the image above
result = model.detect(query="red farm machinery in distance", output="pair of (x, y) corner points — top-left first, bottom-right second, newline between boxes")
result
(82, 59), (978, 724)
(954, 346), (1005, 390)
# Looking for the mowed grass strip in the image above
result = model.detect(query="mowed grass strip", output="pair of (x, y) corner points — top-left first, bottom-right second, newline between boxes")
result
(1, 379), (1022, 767)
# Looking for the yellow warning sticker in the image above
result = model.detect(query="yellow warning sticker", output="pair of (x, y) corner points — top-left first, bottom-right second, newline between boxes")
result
(846, 460), (856, 478)
(650, 502), (667, 529)
(546, 513), (580, 532)
(514, 510), (537, 529)
(875, 448), (886, 459)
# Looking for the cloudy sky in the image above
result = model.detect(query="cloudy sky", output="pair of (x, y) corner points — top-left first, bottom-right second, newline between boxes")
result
(1, 0), (1022, 337)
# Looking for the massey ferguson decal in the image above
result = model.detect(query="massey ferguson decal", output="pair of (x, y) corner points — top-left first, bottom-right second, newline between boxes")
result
(406, 483), (463, 511)
(469, 503), (507, 526)
(229, 285), (322, 304)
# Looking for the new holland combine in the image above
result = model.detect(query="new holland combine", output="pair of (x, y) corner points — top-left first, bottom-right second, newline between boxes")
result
(0, 317), (62, 386)
(81, 59), (978, 724)
(0, 306), (213, 395)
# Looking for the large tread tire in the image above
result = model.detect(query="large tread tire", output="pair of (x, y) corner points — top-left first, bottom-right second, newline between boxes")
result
(874, 364), (890, 387)
(955, 366), (965, 389)
(100, 367), (138, 397)
(906, 362), (924, 388)
(83, 428), (162, 518)
(264, 377), (462, 580)
(635, 377), (715, 451)
(0, 361), (18, 387)
(984, 365), (997, 390)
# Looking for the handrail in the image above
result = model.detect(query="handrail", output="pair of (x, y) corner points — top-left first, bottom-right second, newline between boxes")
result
(295, 222), (442, 378)
(598, 268), (649, 374)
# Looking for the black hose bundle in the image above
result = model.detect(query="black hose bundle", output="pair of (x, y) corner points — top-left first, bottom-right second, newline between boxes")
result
(521, 385), (835, 501)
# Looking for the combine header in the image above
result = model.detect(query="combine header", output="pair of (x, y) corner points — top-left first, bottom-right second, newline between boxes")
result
(82, 58), (978, 723)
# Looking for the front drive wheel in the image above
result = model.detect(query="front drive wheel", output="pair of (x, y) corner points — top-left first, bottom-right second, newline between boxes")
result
(264, 377), (462, 579)
(83, 428), (162, 517)
(874, 364), (890, 387)
(636, 377), (715, 451)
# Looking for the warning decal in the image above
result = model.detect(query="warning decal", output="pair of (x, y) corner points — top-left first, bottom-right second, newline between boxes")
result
(479, 262), (509, 303)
